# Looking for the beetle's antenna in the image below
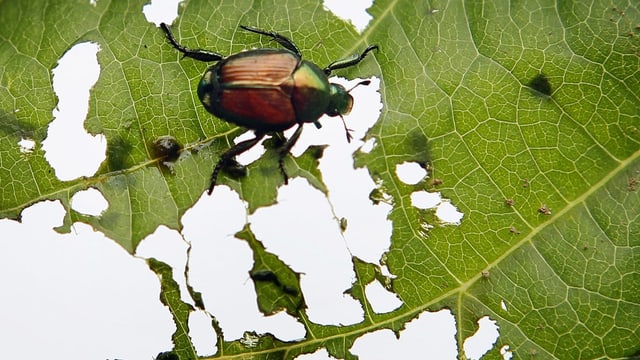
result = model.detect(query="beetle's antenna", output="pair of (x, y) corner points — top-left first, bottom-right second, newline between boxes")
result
(347, 80), (371, 93)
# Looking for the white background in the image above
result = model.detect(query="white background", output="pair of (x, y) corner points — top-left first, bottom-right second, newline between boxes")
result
(0, 0), (502, 359)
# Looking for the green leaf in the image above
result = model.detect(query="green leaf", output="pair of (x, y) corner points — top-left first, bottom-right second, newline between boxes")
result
(147, 258), (198, 360)
(1, 0), (639, 359)
(239, 224), (306, 316)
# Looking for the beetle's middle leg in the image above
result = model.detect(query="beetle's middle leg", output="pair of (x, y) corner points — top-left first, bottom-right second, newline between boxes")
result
(208, 132), (266, 195)
(160, 23), (225, 62)
(277, 124), (304, 185)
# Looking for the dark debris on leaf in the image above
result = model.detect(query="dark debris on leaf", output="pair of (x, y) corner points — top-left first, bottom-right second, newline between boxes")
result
(528, 73), (552, 96)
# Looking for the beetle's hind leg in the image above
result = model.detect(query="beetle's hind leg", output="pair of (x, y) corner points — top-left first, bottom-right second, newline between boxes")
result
(160, 23), (225, 62)
(240, 25), (302, 58)
(208, 132), (266, 195)
(277, 125), (304, 185)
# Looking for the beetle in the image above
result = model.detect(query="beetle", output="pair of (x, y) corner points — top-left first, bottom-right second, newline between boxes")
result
(160, 23), (378, 194)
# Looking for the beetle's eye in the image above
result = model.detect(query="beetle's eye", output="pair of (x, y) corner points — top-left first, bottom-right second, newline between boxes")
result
(338, 95), (354, 116)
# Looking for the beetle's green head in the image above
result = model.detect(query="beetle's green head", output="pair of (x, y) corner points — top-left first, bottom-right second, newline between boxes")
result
(325, 80), (372, 143)
(326, 84), (353, 117)
(326, 80), (372, 117)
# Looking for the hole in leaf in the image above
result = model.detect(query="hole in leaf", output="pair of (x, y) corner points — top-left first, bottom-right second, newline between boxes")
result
(435, 201), (464, 224)
(365, 281), (402, 313)
(42, 42), (106, 181)
(70, 188), (108, 216)
(188, 310), (218, 356)
(323, 0), (373, 32)
(396, 161), (427, 185)
(463, 316), (500, 360)
(18, 138), (35, 154)
(135, 226), (193, 306)
(500, 345), (513, 360)
(250, 180), (365, 325)
(234, 130), (266, 165)
(294, 348), (332, 359)
(142, 0), (181, 25)
(0, 201), (172, 359)
(350, 309), (456, 358)
(359, 137), (376, 153)
(410, 190), (441, 209)
(183, 188), (306, 341)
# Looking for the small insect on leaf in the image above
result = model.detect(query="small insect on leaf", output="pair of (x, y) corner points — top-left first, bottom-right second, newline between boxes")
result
(152, 135), (182, 162)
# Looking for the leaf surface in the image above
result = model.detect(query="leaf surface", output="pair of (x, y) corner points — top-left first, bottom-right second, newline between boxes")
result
(0, 0), (638, 359)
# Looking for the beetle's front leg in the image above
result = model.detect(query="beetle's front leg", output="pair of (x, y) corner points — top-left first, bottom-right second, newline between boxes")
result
(208, 132), (266, 195)
(160, 23), (225, 62)
(277, 124), (304, 185)
(323, 44), (379, 75)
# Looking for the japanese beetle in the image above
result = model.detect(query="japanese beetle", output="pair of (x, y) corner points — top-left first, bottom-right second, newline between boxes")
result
(160, 23), (378, 194)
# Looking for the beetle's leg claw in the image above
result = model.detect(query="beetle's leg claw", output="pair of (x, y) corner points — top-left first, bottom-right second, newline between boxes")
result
(281, 165), (289, 184)
(278, 146), (290, 185)
(345, 129), (354, 143)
